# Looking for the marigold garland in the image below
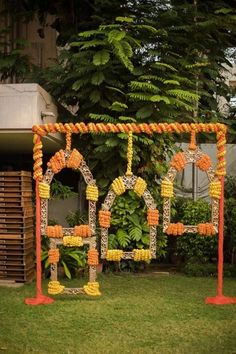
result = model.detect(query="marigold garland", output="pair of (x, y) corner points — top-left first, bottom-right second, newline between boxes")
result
(99, 210), (111, 228)
(166, 223), (184, 236)
(47, 149), (66, 173)
(83, 281), (101, 296)
(216, 130), (226, 176)
(147, 209), (159, 226)
(106, 249), (123, 261)
(48, 280), (65, 295)
(197, 223), (216, 236)
(209, 181), (221, 199)
(170, 152), (186, 172)
(48, 249), (60, 263)
(46, 225), (63, 238)
(87, 249), (99, 266)
(33, 134), (43, 181)
(38, 182), (50, 199)
(67, 148), (83, 169)
(63, 236), (83, 247)
(196, 154), (212, 171)
(86, 185), (98, 201)
(134, 177), (147, 197)
(126, 131), (133, 176)
(161, 178), (174, 198)
(111, 177), (126, 195)
(133, 249), (151, 262)
(74, 225), (92, 237)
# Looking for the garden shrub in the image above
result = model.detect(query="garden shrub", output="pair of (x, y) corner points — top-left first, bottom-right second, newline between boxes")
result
(172, 198), (218, 264)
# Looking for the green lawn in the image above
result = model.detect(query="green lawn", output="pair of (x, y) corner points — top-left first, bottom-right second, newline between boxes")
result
(0, 274), (236, 354)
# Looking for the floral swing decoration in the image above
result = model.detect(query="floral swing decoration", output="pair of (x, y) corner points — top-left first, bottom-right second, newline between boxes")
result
(39, 132), (101, 296)
(99, 131), (159, 262)
(162, 131), (220, 236)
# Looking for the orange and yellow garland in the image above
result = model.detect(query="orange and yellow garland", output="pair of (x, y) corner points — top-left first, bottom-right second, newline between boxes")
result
(87, 249), (99, 266)
(46, 225), (63, 238)
(166, 223), (184, 236)
(74, 225), (92, 237)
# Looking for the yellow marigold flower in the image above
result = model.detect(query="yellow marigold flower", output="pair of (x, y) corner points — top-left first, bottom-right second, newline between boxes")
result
(83, 282), (101, 296)
(209, 181), (221, 199)
(86, 185), (98, 201)
(111, 177), (126, 195)
(39, 182), (50, 199)
(161, 178), (173, 198)
(134, 177), (147, 197)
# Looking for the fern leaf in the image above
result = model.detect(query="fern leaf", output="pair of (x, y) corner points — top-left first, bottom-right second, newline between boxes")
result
(105, 86), (126, 95)
(168, 97), (195, 111)
(118, 116), (137, 122)
(129, 226), (142, 241)
(115, 16), (134, 23)
(150, 95), (170, 104)
(113, 41), (134, 72)
(167, 89), (199, 103)
(72, 79), (88, 91)
(128, 92), (153, 101)
(135, 24), (160, 34)
(117, 228), (130, 247)
(93, 50), (110, 66)
(120, 41), (133, 58)
(78, 30), (102, 38)
(164, 80), (180, 86)
(140, 75), (164, 82)
(91, 71), (105, 85)
(108, 30), (126, 43)
(130, 81), (160, 93)
(90, 90), (101, 103)
(110, 101), (128, 112)
(154, 62), (177, 72)
(81, 40), (106, 50)
(89, 113), (115, 122)
(136, 105), (154, 119)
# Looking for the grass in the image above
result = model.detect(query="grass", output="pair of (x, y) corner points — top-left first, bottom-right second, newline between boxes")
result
(0, 273), (236, 354)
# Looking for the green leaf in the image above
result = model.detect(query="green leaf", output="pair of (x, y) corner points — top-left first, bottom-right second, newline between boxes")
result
(93, 50), (110, 66)
(154, 62), (177, 72)
(115, 16), (134, 23)
(117, 229), (130, 247)
(105, 86), (126, 95)
(69, 253), (84, 267)
(110, 101), (128, 112)
(130, 81), (160, 93)
(61, 260), (71, 279)
(129, 226), (142, 241)
(91, 71), (105, 85)
(135, 24), (160, 34)
(108, 30), (126, 43)
(215, 8), (233, 14)
(113, 41), (134, 72)
(136, 105), (154, 119)
(150, 95), (170, 104)
(72, 79), (86, 91)
(163, 80), (180, 86)
(127, 214), (141, 228)
(78, 30), (102, 38)
(90, 90), (101, 103)
(128, 92), (153, 101)
(120, 41), (133, 58)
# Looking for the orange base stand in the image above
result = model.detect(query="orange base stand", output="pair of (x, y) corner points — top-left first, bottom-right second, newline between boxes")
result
(25, 295), (54, 305)
(205, 296), (236, 305)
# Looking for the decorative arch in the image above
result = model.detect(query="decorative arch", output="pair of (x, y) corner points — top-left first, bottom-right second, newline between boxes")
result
(41, 148), (96, 236)
(162, 146), (220, 235)
(40, 148), (100, 296)
(100, 174), (158, 260)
